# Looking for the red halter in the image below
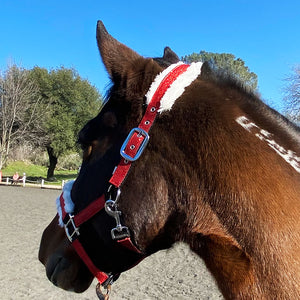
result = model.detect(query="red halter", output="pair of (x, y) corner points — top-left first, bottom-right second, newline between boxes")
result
(59, 63), (192, 293)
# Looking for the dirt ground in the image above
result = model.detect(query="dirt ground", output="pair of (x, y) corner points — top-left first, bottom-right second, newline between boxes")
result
(0, 185), (223, 300)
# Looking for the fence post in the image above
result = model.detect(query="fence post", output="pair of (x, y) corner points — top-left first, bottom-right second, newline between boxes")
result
(22, 173), (26, 187)
(41, 179), (44, 188)
(6, 177), (9, 185)
(61, 180), (65, 189)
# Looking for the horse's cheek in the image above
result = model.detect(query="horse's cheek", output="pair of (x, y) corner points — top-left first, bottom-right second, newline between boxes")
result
(38, 214), (66, 265)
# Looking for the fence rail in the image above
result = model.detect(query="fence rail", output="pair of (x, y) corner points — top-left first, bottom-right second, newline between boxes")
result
(0, 175), (66, 190)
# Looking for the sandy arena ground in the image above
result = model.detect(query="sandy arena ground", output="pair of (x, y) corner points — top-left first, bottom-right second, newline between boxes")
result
(0, 185), (223, 300)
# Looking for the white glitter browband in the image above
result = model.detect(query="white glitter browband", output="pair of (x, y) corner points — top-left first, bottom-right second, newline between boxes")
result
(145, 61), (203, 113)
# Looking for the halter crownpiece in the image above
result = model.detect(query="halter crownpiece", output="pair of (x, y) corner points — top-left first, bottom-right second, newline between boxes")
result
(57, 61), (203, 299)
(110, 61), (203, 187)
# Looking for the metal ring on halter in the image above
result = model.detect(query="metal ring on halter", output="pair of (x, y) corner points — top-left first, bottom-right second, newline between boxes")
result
(96, 282), (111, 300)
(107, 184), (121, 204)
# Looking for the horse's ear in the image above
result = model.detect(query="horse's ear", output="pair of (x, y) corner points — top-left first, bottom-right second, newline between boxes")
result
(153, 47), (180, 67)
(96, 21), (142, 79)
(201, 61), (212, 77)
(162, 47), (180, 64)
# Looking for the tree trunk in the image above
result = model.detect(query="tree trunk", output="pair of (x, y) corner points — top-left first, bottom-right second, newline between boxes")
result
(47, 146), (58, 180)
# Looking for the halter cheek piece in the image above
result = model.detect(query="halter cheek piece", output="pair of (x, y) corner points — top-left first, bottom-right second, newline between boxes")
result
(58, 62), (203, 299)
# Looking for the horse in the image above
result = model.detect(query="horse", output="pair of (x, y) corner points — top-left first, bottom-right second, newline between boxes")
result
(39, 21), (300, 299)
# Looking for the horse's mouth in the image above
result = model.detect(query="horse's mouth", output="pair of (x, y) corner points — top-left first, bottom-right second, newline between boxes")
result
(46, 255), (65, 286)
(45, 253), (93, 293)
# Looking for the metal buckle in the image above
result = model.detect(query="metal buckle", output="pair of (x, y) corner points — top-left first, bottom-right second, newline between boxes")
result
(120, 127), (149, 162)
(64, 214), (80, 242)
(105, 199), (130, 240)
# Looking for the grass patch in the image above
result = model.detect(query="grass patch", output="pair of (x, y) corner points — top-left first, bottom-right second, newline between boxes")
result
(1, 161), (77, 185)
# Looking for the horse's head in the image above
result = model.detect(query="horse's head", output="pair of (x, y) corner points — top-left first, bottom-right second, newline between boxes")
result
(39, 21), (182, 293)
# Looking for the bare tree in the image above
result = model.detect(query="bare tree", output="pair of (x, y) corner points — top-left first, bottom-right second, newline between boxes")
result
(0, 64), (47, 169)
(284, 65), (300, 124)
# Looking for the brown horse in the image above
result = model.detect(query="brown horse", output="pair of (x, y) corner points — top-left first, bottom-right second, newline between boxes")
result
(39, 21), (300, 299)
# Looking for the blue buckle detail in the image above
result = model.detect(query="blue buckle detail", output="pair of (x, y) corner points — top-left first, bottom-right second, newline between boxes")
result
(120, 128), (149, 162)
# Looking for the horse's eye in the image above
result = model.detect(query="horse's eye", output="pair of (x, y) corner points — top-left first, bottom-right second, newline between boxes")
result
(80, 143), (88, 151)
(82, 145), (92, 160)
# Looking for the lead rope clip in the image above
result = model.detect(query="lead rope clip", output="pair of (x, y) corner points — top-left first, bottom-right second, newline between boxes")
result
(96, 283), (111, 300)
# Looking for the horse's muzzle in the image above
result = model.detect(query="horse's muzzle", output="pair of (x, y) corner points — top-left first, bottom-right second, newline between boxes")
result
(39, 215), (94, 293)
(43, 250), (94, 293)
(46, 253), (70, 287)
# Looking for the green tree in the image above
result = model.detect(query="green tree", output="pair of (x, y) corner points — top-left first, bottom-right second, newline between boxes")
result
(283, 65), (300, 123)
(30, 67), (102, 179)
(182, 51), (258, 91)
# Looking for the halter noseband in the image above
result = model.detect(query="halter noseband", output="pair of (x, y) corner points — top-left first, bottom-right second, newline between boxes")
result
(57, 61), (203, 298)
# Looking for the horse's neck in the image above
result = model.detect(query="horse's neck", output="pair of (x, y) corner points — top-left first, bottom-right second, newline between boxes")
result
(188, 85), (300, 235)
(170, 84), (300, 298)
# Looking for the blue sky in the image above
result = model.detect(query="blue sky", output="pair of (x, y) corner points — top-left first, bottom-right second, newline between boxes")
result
(1, 0), (299, 112)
